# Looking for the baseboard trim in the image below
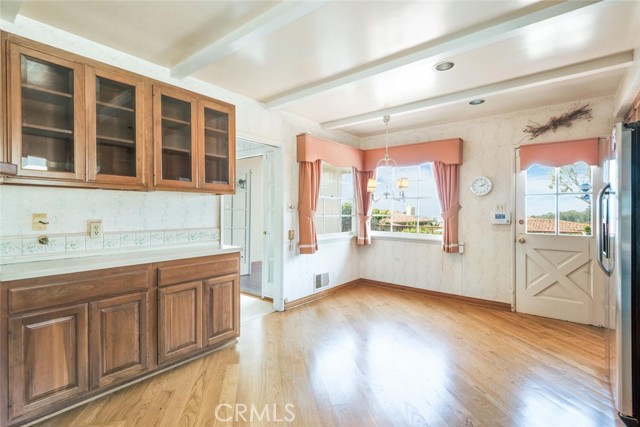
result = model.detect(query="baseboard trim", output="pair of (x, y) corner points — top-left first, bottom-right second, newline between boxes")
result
(284, 280), (359, 310)
(360, 279), (512, 312)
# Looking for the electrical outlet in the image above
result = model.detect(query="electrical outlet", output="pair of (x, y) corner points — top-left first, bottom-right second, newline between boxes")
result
(88, 220), (103, 239)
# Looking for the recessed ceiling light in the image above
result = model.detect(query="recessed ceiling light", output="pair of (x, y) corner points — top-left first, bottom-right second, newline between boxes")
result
(434, 61), (455, 71)
(469, 99), (485, 105)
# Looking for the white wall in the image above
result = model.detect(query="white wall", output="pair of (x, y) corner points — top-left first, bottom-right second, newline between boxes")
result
(0, 18), (362, 302)
(237, 156), (264, 263)
(359, 96), (616, 303)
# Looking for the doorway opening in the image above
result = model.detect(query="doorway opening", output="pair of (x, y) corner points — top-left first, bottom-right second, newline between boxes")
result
(222, 138), (284, 312)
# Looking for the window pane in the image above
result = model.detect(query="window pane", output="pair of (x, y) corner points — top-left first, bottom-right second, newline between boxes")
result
(341, 171), (354, 197)
(526, 195), (556, 234)
(526, 164), (555, 194)
(324, 198), (341, 215)
(341, 200), (353, 215)
(341, 216), (353, 233)
(371, 208), (390, 231)
(559, 195), (591, 236)
(324, 216), (341, 234)
(559, 162), (592, 193)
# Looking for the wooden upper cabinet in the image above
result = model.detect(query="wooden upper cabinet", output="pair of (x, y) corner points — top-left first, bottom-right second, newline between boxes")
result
(86, 67), (145, 187)
(8, 43), (85, 181)
(3, 36), (235, 193)
(199, 99), (235, 193)
(153, 85), (198, 189)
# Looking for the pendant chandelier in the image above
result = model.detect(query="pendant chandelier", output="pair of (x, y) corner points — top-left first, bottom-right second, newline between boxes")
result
(367, 115), (408, 202)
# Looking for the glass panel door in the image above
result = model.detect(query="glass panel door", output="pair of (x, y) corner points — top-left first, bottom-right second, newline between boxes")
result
(161, 95), (193, 182)
(20, 54), (75, 173)
(203, 106), (229, 185)
(95, 76), (136, 177)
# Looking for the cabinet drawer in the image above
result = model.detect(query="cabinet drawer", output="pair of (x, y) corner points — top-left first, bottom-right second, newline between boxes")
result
(157, 254), (239, 287)
(8, 266), (150, 314)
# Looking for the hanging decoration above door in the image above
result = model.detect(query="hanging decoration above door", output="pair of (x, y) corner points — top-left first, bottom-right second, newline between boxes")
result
(523, 103), (592, 139)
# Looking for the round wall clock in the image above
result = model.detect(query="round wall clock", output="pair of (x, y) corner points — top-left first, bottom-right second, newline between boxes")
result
(470, 176), (492, 196)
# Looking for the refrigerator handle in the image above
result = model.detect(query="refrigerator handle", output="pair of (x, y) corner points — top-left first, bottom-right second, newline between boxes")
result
(596, 183), (613, 276)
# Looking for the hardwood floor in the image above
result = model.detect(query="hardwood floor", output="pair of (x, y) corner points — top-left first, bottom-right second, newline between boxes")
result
(33, 284), (622, 427)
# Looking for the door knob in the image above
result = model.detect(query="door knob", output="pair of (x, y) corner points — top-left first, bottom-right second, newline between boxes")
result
(518, 238), (526, 244)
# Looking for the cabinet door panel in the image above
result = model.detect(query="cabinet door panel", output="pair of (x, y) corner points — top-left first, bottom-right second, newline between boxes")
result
(86, 67), (145, 186)
(153, 86), (198, 189)
(204, 274), (239, 347)
(89, 292), (148, 389)
(158, 281), (202, 364)
(8, 43), (85, 181)
(198, 99), (235, 193)
(8, 305), (88, 419)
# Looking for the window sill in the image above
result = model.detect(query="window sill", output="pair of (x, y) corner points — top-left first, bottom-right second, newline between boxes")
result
(370, 232), (442, 244)
(317, 233), (356, 244)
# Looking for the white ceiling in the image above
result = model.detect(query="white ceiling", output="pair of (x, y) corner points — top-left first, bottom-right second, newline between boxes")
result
(7, 0), (640, 137)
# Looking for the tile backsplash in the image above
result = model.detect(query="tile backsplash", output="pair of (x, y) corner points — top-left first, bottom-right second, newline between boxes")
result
(1, 227), (219, 262)
(0, 186), (221, 263)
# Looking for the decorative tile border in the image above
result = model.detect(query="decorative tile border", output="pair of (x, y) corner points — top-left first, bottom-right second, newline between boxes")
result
(0, 228), (219, 261)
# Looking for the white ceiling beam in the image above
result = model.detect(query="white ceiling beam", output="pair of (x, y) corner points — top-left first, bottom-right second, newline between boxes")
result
(264, 0), (610, 109)
(171, 0), (329, 79)
(321, 51), (634, 130)
(0, 0), (22, 23)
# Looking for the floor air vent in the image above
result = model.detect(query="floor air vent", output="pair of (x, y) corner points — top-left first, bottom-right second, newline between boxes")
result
(314, 272), (329, 290)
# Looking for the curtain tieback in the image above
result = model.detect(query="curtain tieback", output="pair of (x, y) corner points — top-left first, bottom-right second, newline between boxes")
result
(300, 206), (316, 219)
(441, 204), (461, 220)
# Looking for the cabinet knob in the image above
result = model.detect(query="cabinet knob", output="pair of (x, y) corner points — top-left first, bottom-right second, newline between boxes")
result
(518, 237), (526, 244)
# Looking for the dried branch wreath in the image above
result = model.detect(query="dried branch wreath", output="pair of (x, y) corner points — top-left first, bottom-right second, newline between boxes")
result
(523, 104), (592, 139)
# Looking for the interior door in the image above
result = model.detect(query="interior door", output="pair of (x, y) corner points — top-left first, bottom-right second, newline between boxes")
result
(262, 151), (276, 300)
(223, 173), (250, 275)
(515, 160), (604, 325)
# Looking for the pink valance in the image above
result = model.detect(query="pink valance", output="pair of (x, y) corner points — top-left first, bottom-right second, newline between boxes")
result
(519, 138), (599, 170)
(297, 134), (364, 170)
(363, 138), (462, 171)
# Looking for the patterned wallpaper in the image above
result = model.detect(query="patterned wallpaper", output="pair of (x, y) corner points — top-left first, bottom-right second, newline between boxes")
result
(359, 96), (616, 304)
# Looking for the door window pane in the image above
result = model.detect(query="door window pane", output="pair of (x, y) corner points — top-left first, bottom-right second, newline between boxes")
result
(525, 161), (592, 236)
(526, 195), (556, 234)
(526, 164), (555, 194)
(559, 195), (591, 236)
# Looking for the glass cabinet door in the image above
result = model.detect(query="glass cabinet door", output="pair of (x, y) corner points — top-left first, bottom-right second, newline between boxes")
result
(87, 68), (144, 185)
(153, 87), (198, 188)
(199, 100), (235, 192)
(10, 45), (84, 179)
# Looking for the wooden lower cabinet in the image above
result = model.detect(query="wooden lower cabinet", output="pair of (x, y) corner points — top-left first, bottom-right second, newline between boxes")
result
(158, 281), (203, 364)
(204, 274), (239, 347)
(89, 292), (149, 389)
(1, 252), (239, 427)
(8, 305), (89, 420)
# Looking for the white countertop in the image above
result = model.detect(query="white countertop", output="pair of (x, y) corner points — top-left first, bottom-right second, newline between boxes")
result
(0, 243), (242, 281)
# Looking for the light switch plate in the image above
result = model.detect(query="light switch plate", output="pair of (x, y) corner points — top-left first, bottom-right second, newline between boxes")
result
(88, 220), (103, 239)
(32, 213), (48, 231)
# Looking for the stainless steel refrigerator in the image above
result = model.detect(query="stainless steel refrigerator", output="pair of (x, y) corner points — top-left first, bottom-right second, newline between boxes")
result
(597, 121), (639, 426)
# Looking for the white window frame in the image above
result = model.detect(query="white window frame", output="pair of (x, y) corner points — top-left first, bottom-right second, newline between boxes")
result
(524, 161), (594, 237)
(317, 162), (356, 241)
(370, 163), (443, 243)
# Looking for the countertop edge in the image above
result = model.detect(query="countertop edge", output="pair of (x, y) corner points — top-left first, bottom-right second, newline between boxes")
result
(0, 244), (242, 282)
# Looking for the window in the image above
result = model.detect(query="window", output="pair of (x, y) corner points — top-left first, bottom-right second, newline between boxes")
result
(371, 163), (442, 237)
(317, 162), (354, 235)
(525, 161), (593, 236)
